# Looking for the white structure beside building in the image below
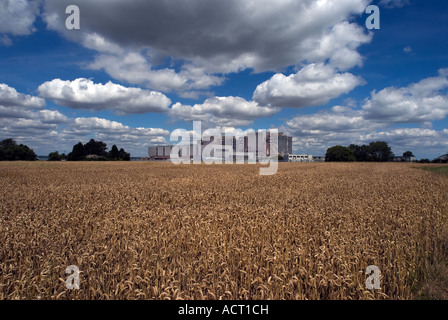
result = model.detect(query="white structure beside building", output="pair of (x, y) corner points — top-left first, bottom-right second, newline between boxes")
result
(313, 156), (325, 162)
(392, 156), (417, 162)
(285, 154), (313, 162)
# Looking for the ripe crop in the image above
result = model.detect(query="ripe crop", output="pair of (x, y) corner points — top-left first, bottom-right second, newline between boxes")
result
(1, 162), (447, 300)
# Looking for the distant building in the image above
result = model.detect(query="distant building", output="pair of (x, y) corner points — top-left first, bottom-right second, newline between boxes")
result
(85, 154), (101, 159)
(149, 132), (293, 161)
(278, 133), (293, 156)
(392, 156), (417, 162)
(236, 132), (292, 158)
(285, 154), (313, 162)
(148, 145), (172, 160)
(313, 156), (325, 162)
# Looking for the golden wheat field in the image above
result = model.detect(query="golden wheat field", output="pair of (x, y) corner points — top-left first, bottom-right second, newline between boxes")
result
(1, 161), (448, 300)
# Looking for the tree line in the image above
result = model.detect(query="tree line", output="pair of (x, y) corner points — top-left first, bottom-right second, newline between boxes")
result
(325, 141), (422, 162)
(0, 138), (37, 161)
(0, 138), (130, 161)
(2, 137), (446, 163)
(64, 139), (130, 161)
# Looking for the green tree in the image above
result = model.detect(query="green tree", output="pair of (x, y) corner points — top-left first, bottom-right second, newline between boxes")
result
(118, 148), (130, 161)
(349, 144), (371, 162)
(0, 138), (16, 148)
(403, 151), (414, 158)
(67, 142), (85, 161)
(0, 138), (37, 161)
(325, 145), (355, 162)
(66, 140), (130, 161)
(48, 151), (63, 161)
(84, 139), (108, 157)
(108, 144), (120, 160)
(368, 141), (394, 162)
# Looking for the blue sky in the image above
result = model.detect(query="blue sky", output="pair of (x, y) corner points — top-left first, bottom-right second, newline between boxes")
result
(0, 0), (447, 159)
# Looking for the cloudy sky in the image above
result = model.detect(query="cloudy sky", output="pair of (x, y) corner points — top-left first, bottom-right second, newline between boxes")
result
(1, 0), (447, 158)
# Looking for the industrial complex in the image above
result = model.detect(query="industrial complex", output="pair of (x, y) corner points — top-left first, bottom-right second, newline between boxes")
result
(148, 133), (325, 162)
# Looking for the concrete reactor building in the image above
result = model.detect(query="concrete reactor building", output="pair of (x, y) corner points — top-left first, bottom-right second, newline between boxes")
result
(148, 132), (293, 161)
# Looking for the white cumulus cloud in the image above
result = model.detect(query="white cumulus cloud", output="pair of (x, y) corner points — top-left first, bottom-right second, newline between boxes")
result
(170, 96), (280, 127)
(42, 0), (371, 93)
(253, 63), (364, 108)
(362, 69), (448, 123)
(0, 83), (45, 109)
(0, 0), (39, 36)
(38, 78), (172, 115)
